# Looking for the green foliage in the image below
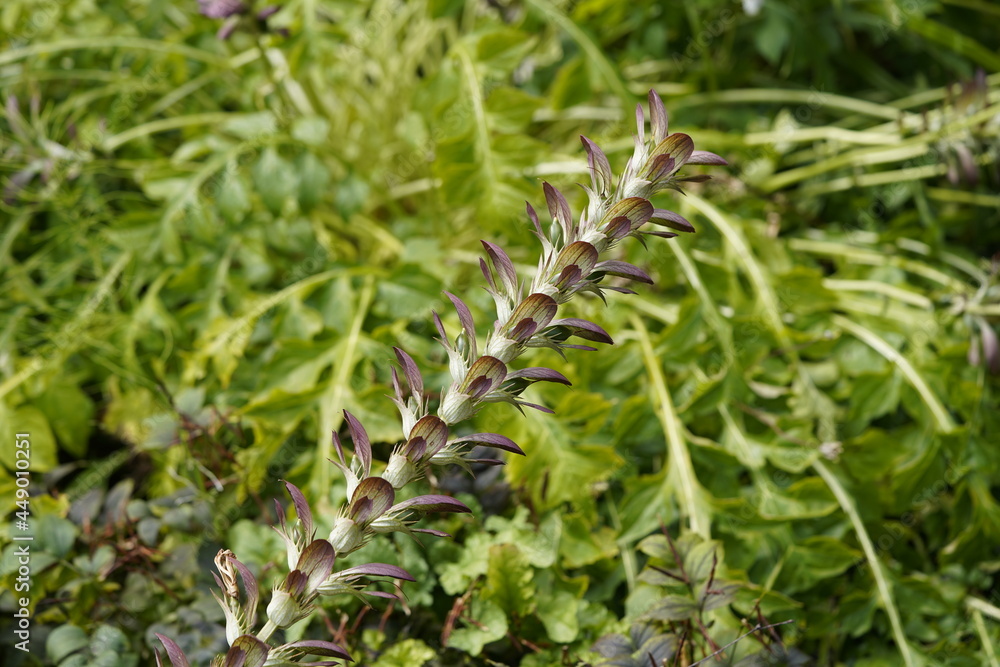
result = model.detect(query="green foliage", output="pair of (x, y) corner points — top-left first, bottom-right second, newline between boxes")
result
(2, 0), (1000, 665)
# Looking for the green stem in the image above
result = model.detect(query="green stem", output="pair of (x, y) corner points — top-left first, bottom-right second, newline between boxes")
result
(632, 315), (708, 538)
(972, 607), (1000, 667)
(831, 315), (956, 433)
(812, 461), (914, 667)
(312, 275), (377, 499)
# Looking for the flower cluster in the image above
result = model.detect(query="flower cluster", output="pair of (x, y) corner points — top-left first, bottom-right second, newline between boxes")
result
(157, 90), (725, 665)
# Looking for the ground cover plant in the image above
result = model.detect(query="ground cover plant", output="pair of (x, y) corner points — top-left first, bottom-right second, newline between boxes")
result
(1, 0), (999, 665)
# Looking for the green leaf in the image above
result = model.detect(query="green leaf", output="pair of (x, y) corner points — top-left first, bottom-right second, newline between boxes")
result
(36, 383), (95, 457)
(437, 532), (492, 595)
(217, 170), (252, 224)
(297, 152), (331, 212)
(536, 590), (581, 643)
(372, 639), (435, 667)
(253, 148), (298, 215)
(641, 594), (699, 621)
(446, 598), (508, 656)
(484, 507), (561, 568)
(503, 409), (623, 510)
(559, 513), (618, 568)
(776, 537), (862, 595)
(47, 624), (89, 664)
(548, 56), (591, 109)
(758, 477), (839, 520)
(483, 543), (535, 617)
(0, 404), (58, 472)
(847, 372), (902, 424)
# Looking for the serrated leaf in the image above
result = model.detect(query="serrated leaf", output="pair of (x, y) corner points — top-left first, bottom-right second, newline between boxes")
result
(446, 598), (508, 656)
(483, 543), (535, 617)
(372, 639), (435, 667)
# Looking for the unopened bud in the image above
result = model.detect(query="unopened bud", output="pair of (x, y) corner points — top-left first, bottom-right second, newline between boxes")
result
(328, 517), (362, 555)
(266, 589), (303, 628)
(382, 453), (418, 488)
(439, 391), (475, 424)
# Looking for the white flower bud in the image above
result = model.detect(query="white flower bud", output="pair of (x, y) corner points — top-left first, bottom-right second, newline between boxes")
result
(485, 337), (518, 364)
(266, 589), (302, 629)
(439, 390), (475, 424)
(328, 517), (362, 555)
(382, 452), (417, 489)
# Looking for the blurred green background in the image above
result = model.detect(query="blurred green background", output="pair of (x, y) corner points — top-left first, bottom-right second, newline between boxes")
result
(1, 0), (999, 665)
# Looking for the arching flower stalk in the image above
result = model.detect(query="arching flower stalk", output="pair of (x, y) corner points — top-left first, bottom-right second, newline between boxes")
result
(157, 89), (725, 666)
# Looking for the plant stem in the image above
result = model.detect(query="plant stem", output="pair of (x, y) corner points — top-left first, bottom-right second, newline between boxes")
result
(812, 461), (915, 667)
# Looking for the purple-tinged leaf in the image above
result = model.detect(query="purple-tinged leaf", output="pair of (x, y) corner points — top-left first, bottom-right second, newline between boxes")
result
(504, 293), (558, 342)
(284, 482), (314, 538)
(508, 318), (539, 342)
(506, 367), (572, 385)
(581, 135), (613, 194)
(342, 411), (371, 476)
(549, 317), (614, 345)
(393, 347), (424, 400)
(460, 356), (508, 396)
(604, 216), (632, 241)
(526, 202), (544, 239)
(643, 230), (680, 240)
(482, 241), (518, 297)
(409, 415), (449, 457)
(199, 0), (247, 19)
(602, 285), (639, 295)
(228, 553), (260, 614)
(390, 367), (405, 405)
(562, 344), (599, 352)
(466, 376), (494, 399)
(296, 539), (336, 593)
(393, 494), (473, 514)
(649, 132), (694, 168)
(649, 209), (695, 233)
(686, 150), (728, 165)
(452, 432), (525, 455)
(403, 436), (427, 460)
(348, 477), (395, 525)
(603, 197), (654, 231)
(649, 89), (669, 144)
(274, 498), (287, 530)
(543, 182), (574, 240)
(432, 312), (449, 343)
(283, 569), (309, 596)
(337, 563), (415, 581)
(553, 241), (598, 276)
(283, 640), (353, 662)
(676, 174), (712, 183)
(443, 292), (478, 358)
(412, 528), (452, 538)
(331, 430), (347, 467)
(642, 154), (676, 182)
(363, 590), (398, 600)
(554, 266), (582, 290)
(224, 635), (269, 667)
(518, 401), (555, 414)
(479, 257), (496, 291)
(465, 458), (505, 467)
(594, 260), (653, 284)
(155, 634), (192, 667)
